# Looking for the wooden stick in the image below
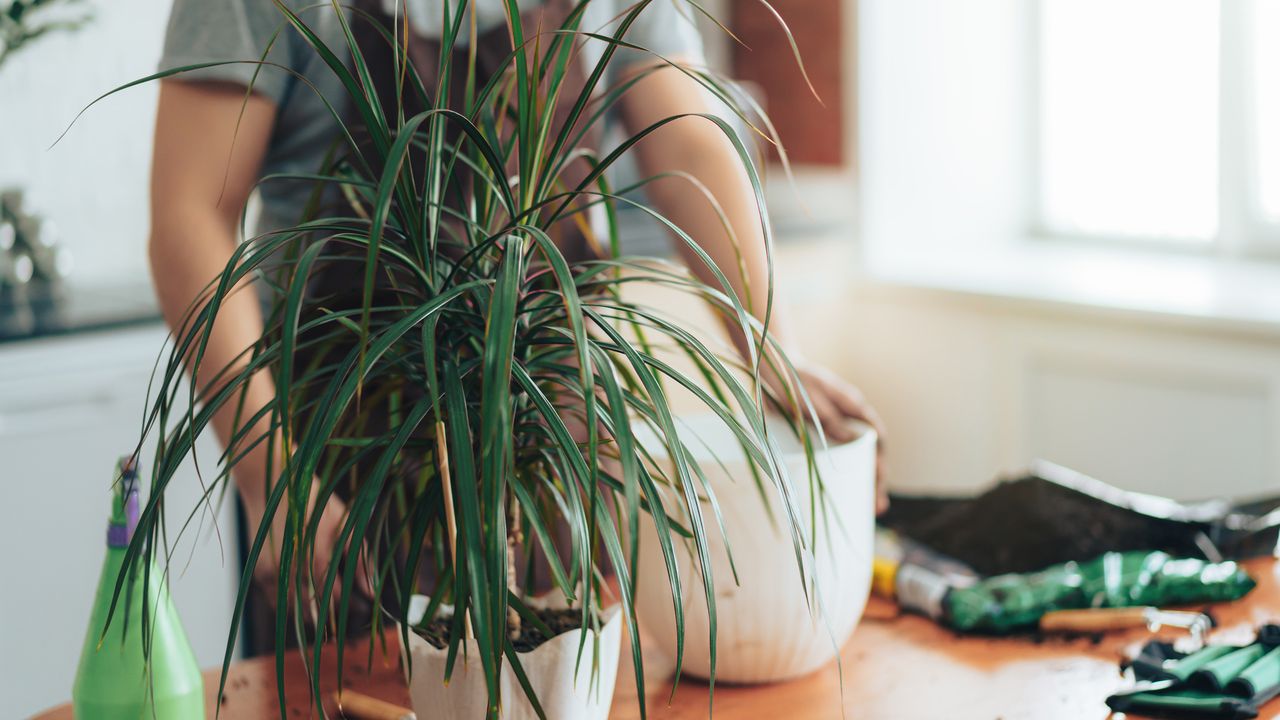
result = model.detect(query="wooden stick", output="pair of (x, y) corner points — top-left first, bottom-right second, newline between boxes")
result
(332, 689), (416, 720)
(1040, 607), (1150, 633)
(434, 421), (472, 638)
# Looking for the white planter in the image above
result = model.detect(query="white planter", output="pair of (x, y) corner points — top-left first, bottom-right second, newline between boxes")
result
(403, 595), (622, 720)
(633, 414), (876, 684)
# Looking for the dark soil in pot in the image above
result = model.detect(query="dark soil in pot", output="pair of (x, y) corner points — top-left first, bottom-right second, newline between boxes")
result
(418, 608), (584, 652)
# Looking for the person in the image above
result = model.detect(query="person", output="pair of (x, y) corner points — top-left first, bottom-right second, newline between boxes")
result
(149, 0), (886, 601)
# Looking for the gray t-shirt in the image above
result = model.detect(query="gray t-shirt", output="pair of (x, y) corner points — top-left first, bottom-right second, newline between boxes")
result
(159, 0), (705, 235)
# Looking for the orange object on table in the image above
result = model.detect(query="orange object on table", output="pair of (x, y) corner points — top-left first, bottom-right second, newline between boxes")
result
(32, 558), (1280, 719)
(333, 689), (415, 720)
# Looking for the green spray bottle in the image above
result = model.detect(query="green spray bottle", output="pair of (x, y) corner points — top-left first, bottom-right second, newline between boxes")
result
(72, 457), (205, 718)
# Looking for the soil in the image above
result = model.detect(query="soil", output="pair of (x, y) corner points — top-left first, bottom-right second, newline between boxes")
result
(418, 608), (585, 653)
(1027, 630), (1107, 646)
(881, 465), (1280, 577)
(880, 474), (1211, 576)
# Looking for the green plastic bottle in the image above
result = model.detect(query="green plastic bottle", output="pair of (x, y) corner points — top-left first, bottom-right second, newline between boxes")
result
(72, 457), (205, 719)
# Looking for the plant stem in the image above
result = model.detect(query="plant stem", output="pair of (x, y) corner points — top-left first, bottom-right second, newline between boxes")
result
(507, 496), (522, 640)
(434, 421), (472, 638)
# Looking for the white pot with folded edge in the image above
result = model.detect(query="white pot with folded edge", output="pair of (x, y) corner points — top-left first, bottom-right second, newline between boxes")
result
(632, 414), (876, 684)
(402, 594), (622, 720)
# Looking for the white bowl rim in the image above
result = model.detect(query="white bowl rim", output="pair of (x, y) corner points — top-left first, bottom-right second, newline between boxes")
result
(633, 413), (876, 464)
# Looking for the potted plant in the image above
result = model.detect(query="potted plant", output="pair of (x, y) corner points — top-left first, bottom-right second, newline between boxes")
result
(101, 0), (837, 717)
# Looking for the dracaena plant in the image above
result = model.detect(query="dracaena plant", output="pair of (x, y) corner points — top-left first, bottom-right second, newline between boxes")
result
(93, 0), (828, 717)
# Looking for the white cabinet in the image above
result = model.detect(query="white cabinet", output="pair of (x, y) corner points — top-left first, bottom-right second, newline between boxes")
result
(0, 324), (240, 718)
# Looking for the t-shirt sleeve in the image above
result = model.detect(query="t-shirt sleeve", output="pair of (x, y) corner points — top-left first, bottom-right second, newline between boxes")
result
(598, 0), (708, 76)
(157, 0), (296, 105)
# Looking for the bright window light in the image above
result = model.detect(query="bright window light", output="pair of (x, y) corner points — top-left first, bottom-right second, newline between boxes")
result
(1255, 0), (1280, 222)
(1039, 0), (1219, 242)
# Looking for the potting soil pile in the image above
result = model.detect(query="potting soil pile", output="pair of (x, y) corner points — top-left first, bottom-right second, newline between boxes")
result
(881, 461), (1280, 575)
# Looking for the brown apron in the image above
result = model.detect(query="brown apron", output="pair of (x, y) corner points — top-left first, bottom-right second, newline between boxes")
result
(349, 0), (604, 258)
(317, 0), (601, 617)
(291, 0), (606, 390)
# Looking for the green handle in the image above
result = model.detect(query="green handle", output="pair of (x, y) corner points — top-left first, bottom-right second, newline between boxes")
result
(1165, 645), (1235, 682)
(1228, 646), (1280, 700)
(1195, 644), (1267, 691)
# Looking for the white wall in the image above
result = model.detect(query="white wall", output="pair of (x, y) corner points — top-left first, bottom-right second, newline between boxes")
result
(838, 282), (1280, 501)
(858, 0), (1030, 269)
(0, 0), (169, 285)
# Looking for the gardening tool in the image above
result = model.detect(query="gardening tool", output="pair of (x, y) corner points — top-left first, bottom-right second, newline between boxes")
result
(871, 528), (978, 622)
(1040, 607), (1212, 645)
(1107, 626), (1280, 718)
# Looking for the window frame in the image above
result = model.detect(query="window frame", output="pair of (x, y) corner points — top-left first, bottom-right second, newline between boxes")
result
(1030, 0), (1280, 259)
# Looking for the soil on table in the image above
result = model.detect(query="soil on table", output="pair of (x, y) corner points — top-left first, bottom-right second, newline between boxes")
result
(418, 608), (584, 652)
(881, 474), (1213, 576)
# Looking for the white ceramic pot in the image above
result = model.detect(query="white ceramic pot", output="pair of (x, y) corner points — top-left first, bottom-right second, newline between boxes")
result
(632, 414), (876, 684)
(402, 595), (622, 720)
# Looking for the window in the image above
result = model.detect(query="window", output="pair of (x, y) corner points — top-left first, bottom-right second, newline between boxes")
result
(859, 0), (1280, 326)
(1254, 0), (1280, 223)
(1037, 0), (1280, 252)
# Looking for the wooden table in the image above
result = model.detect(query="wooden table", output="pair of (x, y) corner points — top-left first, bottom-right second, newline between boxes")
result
(35, 559), (1280, 719)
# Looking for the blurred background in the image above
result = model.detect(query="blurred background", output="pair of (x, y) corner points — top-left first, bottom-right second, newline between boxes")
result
(5, 0), (1280, 716)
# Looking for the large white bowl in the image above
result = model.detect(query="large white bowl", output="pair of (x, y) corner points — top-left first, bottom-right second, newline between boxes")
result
(632, 414), (876, 684)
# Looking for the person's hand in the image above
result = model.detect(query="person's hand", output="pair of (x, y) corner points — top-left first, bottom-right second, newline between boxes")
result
(240, 465), (372, 620)
(764, 358), (889, 514)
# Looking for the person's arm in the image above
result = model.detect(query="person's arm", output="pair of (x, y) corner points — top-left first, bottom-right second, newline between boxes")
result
(149, 79), (359, 593)
(150, 79), (275, 487)
(620, 64), (888, 511)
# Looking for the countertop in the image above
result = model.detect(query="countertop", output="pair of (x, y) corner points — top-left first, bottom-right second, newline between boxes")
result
(32, 557), (1280, 719)
(0, 281), (160, 344)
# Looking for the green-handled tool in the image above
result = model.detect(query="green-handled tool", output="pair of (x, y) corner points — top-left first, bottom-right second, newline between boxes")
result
(1108, 626), (1280, 718)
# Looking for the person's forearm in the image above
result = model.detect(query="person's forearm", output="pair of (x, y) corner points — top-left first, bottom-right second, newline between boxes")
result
(149, 79), (282, 509)
(629, 79), (799, 362)
(149, 211), (278, 507)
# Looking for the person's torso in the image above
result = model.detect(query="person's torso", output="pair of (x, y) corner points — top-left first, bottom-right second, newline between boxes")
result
(253, 0), (665, 236)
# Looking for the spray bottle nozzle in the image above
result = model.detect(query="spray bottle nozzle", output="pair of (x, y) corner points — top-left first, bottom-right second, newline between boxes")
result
(108, 455), (142, 548)
(117, 454), (138, 481)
